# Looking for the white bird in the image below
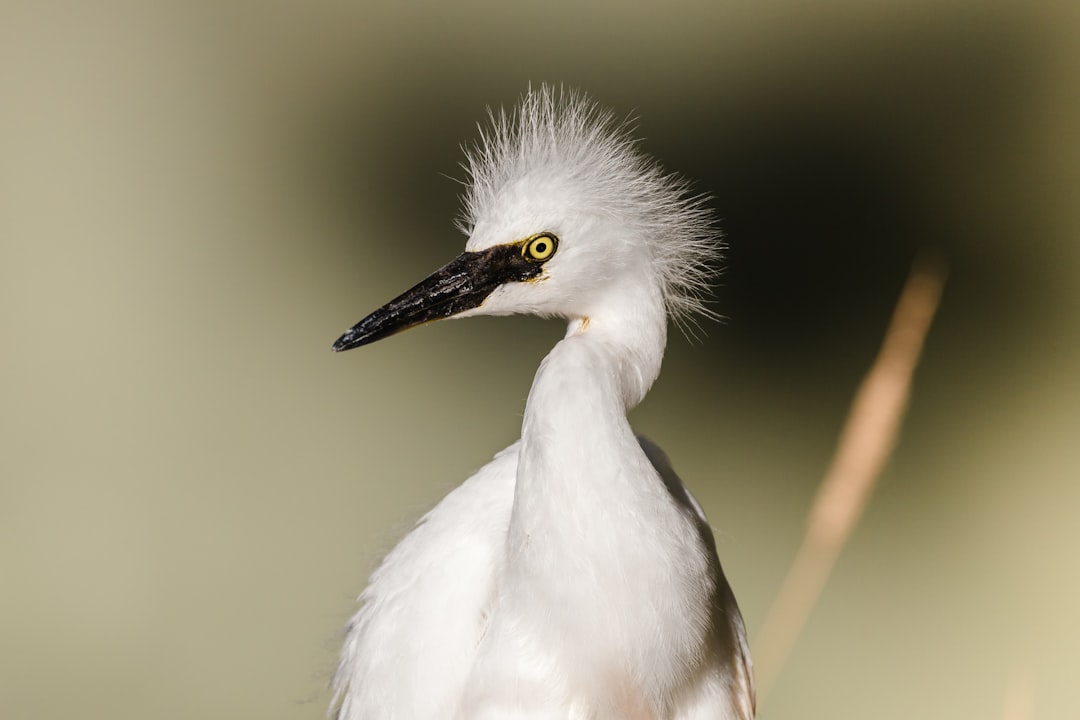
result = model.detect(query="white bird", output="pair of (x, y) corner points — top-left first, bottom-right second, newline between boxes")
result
(329, 85), (754, 720)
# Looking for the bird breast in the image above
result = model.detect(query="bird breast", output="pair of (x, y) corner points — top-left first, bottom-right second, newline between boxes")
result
(488, 331), (718, 705)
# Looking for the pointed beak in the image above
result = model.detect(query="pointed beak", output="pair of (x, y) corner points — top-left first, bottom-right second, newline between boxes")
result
(332, 243), (540, 352)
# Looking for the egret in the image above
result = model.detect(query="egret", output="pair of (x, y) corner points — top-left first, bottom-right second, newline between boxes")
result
(330, 85), (754, 720)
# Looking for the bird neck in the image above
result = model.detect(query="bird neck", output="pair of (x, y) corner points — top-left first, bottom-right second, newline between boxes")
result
(553, 280), (668, 411)
(505, 281), (682, 611)
(515, 279), (668, 504)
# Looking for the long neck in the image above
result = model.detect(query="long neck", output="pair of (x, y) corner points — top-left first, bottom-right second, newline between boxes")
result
(548, 278), (668, 411)
(496, 282), (716, 707)
(508, 278), (668, 550)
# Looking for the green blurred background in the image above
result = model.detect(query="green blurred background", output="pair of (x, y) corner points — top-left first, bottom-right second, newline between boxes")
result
(2, 0), (1078, 718)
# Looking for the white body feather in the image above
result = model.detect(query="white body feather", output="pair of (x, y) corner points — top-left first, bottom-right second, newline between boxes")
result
(331, 86), (754, 719)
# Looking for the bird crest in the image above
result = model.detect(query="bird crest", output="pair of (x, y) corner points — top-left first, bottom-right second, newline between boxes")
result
(457, 84), (722, 332)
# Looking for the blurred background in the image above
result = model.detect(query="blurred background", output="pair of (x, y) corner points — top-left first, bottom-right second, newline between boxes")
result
(2, 0), (1078, 718)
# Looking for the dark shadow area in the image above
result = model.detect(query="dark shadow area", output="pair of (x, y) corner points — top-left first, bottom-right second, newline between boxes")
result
(302, 7), (1046, 399)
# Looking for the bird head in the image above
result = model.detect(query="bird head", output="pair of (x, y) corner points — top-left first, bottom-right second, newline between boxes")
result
(332, 85), (719, 352)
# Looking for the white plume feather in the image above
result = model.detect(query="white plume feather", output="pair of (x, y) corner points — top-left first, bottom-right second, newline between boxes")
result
(457, 84), (722, 328)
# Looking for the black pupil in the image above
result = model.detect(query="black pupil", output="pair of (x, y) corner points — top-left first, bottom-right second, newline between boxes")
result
(533, 241), (547, 255)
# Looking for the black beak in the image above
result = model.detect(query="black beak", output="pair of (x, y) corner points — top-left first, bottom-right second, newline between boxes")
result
(332, 243), (541, 352)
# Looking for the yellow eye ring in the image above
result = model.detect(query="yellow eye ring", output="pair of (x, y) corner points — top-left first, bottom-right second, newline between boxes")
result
(522, 233), (558, 262)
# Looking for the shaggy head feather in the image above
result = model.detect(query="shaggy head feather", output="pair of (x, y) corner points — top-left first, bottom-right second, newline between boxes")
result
(457, 85), (721, 329)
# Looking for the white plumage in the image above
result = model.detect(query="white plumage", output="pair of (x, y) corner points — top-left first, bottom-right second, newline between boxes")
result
(330, 85), (754, 720)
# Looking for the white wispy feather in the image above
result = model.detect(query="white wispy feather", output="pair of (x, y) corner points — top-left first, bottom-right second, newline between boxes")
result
(458, 84), (721, 328)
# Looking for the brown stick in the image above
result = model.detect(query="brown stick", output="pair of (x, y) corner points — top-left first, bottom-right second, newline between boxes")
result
(753, 251), (948, 702)
(1001, 659), (1036, 720)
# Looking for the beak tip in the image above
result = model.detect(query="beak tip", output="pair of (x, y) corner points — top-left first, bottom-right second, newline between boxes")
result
(331, 332), (356, 353)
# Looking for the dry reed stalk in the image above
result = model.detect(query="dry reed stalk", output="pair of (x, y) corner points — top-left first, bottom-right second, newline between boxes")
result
(753, 251), (948, 701)
(1001, 661), (1036, 720)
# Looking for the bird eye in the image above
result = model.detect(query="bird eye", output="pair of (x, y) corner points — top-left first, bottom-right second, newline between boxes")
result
(522, 233), (558, 263)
